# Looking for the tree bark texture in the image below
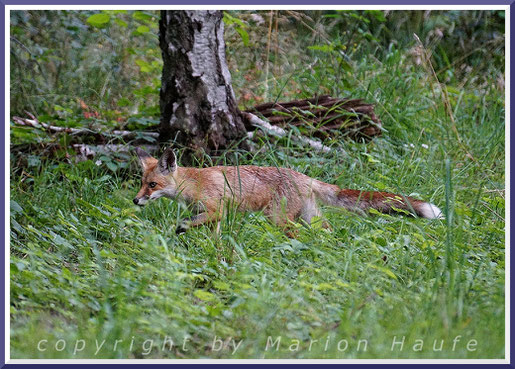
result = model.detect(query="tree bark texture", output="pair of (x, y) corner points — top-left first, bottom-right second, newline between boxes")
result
(159, 10), (248, 158)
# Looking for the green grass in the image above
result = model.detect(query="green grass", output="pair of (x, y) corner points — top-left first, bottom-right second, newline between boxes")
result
(10, 23), (505, 359)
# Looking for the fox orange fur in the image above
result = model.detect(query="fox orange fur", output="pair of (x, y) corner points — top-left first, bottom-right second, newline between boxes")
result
(133, 147), (442, 235)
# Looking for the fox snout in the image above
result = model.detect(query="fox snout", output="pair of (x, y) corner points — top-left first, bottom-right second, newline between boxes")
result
(133, 196), (148, 206)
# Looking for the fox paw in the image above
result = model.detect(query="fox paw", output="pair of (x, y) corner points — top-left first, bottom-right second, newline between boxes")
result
(175, 225), (188, 235)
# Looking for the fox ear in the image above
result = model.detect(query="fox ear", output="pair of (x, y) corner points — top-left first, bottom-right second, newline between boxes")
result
(135, 147), (151, 160)
(158, 148), (177, 175)
(134, 147), (152, 170)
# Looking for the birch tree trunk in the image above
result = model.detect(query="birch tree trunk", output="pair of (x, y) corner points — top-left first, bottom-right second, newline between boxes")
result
(159, 10), (248, 159)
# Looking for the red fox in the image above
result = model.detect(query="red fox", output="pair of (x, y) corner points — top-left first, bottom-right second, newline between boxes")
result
(133, 147), (443, 235)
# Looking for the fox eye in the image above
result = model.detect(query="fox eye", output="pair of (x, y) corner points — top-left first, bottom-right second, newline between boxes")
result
(149, 182), (157, 188)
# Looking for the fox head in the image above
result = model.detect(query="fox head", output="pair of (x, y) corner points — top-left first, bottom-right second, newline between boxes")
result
(133, 147), (179, 206)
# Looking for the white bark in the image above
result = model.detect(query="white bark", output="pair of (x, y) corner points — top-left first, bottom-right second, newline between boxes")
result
(242, 112), (336, 154)
(159, 11), (248, 155)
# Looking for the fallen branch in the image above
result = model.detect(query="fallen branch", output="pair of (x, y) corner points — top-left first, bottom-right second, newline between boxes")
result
(72, 143), (159, 161)
(13, 106), (348, 160)
(12, 115), (159, 140)
(242, 112), (335, 154)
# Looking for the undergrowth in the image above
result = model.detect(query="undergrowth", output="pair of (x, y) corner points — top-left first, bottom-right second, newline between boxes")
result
(10, 10), (505, 359)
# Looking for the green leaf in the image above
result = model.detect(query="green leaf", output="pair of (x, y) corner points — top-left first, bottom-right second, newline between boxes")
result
(236, 27), (249, 46)
(86, 13), (111, 28)
(62, 267), (73, 280)
(27, 155), (41, 168)
(117, 98), (131, 107)
(15, 261), (26, 271)
(308, 44), (334, 53)
(136, 25), (150, 34)
(53, 234), (73, 249)
(114, 18), (128, 28)
(391, 206), (411, 216)
(365, 10), (386, 22)
(10, 200), (23, 216)
(194, 289), (216, 301)
(315, 282), (336, 291)
(106, 161), (118, 172)
(135, 59), (151, 73)
(341, 60), (353, 72)
(223, 12), (246, 27)
(367, 263), (398, 280)
(213, 281), (230, 291)
(133, 11), (154, 22)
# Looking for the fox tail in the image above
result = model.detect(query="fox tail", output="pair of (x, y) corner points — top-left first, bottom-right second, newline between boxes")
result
(312, 181), (443, 219)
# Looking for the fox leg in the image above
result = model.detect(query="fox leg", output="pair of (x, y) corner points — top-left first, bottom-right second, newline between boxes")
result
(300, 198), (321, 225)
(175, 199), (225, 234)
(299, 198), (332, 230)
(176, 213), (208, 234)
(263, 204), (299, 237)
(176, 210), (222, 234)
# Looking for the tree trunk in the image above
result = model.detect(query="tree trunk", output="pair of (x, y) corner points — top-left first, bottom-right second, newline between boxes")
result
(159, 10), (248, 160)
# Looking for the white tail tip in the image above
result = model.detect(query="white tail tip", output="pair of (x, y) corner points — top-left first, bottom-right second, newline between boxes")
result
(419, 203), (444, 219)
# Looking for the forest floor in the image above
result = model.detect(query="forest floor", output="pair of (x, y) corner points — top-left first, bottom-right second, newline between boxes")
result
(10, 14), (505, 359)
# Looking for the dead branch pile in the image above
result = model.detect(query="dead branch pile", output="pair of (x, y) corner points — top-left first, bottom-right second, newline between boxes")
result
(244, 95), (382, 141)
(11, 95), (381, 161)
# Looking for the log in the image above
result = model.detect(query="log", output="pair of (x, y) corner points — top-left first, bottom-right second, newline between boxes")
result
(244, 95), (382, 141)
(12, 115), (159, 141)
(73, 144), (159, 162)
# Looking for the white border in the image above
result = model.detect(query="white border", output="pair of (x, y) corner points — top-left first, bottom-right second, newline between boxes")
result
(3, 5), (512, 10)
(5, 3), (11, 364)
(505, 3), (511, 365)
(5, 359), (512, 364)
(5, 4), (510, 365)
